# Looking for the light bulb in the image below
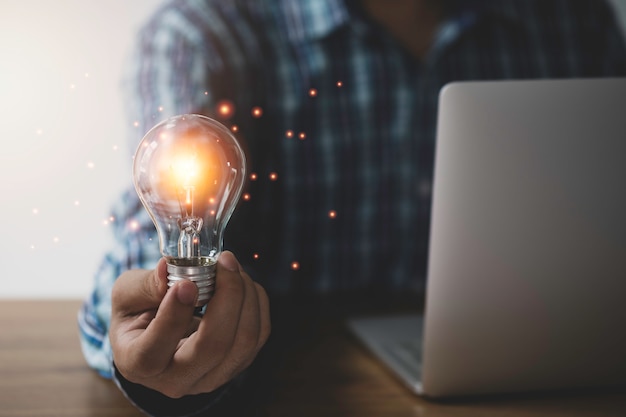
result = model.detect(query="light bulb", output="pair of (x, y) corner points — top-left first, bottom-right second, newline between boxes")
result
(133, 114), (247, 306)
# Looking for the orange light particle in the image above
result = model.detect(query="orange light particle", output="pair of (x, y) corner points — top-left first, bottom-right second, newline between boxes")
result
(250, 173), (258, 181)
(269, 172), (278, 181)
(299, 132), (306, 140)
(291, 261), (300, 271)
(328, 210), (337, 219)
(251, 106), (263, 118)
(253, 253), (260, 260)
(309, 88), (317, 97)
(231, 124), (239, 132)
(286, 130), (294, 138)
(216, 100), (235, 119)
(336, 80), (343, 88)
(243, 193), (251, 201)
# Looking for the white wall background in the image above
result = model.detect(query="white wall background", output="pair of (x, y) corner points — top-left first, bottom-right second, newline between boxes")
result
(1, 0), (625, 299)
(0, 1), (165, 298)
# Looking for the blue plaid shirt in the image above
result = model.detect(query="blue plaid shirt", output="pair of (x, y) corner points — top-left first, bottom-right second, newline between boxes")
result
(79, 0), (626, 415)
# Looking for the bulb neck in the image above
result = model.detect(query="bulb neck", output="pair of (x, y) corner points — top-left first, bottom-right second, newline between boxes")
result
(166, 262), (216, 306)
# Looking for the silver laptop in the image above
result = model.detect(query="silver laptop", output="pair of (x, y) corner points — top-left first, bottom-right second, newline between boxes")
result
(349, 78), (626, 398)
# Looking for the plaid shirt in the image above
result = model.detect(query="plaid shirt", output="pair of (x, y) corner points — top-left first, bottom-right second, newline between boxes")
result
(79, 0), (626, 415)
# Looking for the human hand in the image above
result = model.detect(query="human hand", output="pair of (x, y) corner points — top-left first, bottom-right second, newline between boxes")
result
(109, 251), (270, 398)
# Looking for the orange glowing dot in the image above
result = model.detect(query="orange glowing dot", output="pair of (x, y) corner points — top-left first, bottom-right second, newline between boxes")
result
(269, 172), (278, 181)
(328, 210), (337, 219)
(243, 193), (251, 201)
(209, 197), (215, 204)
(129, 220), (139, 231)
(251, 106), (263, 118)
(291, 261), (300, 271)
(253, 253), (260, 260)
(250, 172), (258, 181)
(309, 88), (317, 97)
(286, 130), (294, 138)
(231, 124), (239, 132)
(210, 210), (216, 215)
(299, 132), (306, 140)
(216, 100), (235, 119)
(336, 80), (343, 87)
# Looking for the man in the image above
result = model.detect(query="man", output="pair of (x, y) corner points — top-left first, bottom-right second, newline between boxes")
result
(79, 0), (626, 415)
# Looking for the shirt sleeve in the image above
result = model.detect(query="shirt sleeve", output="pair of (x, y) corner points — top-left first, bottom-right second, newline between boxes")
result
(77, 188), (158, 379)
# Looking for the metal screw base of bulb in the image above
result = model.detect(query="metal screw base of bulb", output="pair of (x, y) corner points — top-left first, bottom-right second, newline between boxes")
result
(167, 263), (216, 307)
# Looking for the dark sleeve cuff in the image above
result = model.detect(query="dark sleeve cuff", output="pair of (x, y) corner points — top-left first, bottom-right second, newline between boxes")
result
(113, 363), (232, 417)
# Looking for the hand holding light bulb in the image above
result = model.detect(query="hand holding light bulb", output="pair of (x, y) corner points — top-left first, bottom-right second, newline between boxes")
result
(109, 251), (271, 399)
(109, 114), (270, 400)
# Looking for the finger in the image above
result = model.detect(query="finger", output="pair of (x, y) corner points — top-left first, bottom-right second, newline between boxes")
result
(112, 258), (169, 316)
(220, 268), (261, 368)
(128, 279), (199, 377)
(254, 282), (271, 352)
(187, 276), (270, 395)
(174, 251), (246, 374)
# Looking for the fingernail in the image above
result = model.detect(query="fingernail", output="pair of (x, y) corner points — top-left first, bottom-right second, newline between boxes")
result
(219, 251), (239, 272)
(176, 281), (198, 306)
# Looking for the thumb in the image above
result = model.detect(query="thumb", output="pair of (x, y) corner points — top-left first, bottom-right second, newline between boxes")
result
(130, 279), (199, 374)
(112, 258), (169, 315)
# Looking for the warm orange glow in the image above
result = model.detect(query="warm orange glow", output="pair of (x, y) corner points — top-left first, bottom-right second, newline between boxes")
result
(243, 193), (251, 201)
(328, 210), (337, 219)
(291, 261), (300, 271)
(171, 155), (200, 188)
(216, 100), (235, 119)
(253, 253), (260, 260)
(269, 172), (278, 181)
(251, 106), (263, 118)
(308, 88), (317, 97)
(336, 80), (343, 87)
(250, 172), (258, 181)
(286, 130), (294, 138)
(299, 132), (306, 140)
(152, 136), (224, 217)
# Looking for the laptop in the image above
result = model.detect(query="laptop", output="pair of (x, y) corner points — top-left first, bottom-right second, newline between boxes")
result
(349, 78), (626, 398)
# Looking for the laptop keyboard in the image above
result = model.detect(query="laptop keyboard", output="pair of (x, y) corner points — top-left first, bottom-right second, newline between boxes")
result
(385, 338), (423, 377)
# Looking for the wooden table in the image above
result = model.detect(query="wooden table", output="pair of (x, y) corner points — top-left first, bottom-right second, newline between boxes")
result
(1, 300), (625, 417)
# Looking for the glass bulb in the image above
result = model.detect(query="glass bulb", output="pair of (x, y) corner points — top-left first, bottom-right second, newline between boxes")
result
(133, 114), (247, 306)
